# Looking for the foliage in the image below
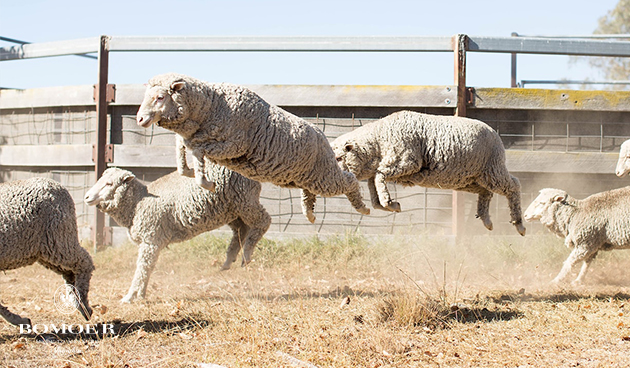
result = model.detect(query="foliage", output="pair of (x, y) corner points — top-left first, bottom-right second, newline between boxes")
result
(587, 0), (630, 85)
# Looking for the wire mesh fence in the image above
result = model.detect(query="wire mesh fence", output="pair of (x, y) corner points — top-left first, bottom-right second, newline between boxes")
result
(2, 89), (630, 243)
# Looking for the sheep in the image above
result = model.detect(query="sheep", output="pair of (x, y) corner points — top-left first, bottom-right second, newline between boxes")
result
(0, 177), (94, 326)
(523, 187), (630, 284)
(84, 165), (271, 303)
(331, 110), (526, 236)
(616, 139), (630, 177)
(135, 73), (370, 223)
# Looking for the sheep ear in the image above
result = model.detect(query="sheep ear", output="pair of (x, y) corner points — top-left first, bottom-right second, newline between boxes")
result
(122, 173), (136, 183)
(171, 81), (186, 92)
(344, 142), (354, 152)
(552, 194), (566, 202)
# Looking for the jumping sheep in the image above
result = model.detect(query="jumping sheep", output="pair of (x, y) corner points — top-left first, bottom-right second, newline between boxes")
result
(331, 110), (526, 236)
(616, 139), (630, 177)
(135, 73), (370, 223)
(0, 178), (94, 326)
(524, 187), (630, 284)
(84, 165), (271, 303)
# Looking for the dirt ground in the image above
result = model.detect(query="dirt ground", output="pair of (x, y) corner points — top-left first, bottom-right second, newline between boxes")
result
(2, 231), (630, 367)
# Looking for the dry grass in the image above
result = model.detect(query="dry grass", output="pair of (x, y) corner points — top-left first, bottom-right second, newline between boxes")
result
(3, 231), (630, 367)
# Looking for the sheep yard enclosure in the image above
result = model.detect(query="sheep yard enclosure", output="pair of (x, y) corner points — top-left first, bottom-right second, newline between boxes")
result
(2, 83), (630, 245)
(4, 233), (630, 367)
(4, 35), (630, 366)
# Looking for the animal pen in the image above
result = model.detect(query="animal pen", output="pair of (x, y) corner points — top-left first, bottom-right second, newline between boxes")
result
(1, 34), (630, 249)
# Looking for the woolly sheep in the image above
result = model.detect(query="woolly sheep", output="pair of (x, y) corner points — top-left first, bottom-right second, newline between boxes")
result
(524, 187), (630, 284)
(0, 178), (94, 326)
(135, 73), (370, 223)
(616, 139), (630, 177)
(331, 110), (526, 236)
(84, 165), (271, 303)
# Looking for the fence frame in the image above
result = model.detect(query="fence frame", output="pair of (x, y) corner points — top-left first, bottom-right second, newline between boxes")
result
(2, 34), (630, 247)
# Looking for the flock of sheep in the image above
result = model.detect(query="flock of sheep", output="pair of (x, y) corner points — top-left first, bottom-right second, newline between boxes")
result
(2, 72), (630, 328)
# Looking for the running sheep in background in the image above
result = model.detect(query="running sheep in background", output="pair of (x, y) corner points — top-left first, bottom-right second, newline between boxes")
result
(0, 178), (94, 326)
(135, 73), (370, 223)
(524, 187), (630, 284)
(331, 110), (526, 236)
(616, 139), (630, 177)
(84, 166), (271, 303)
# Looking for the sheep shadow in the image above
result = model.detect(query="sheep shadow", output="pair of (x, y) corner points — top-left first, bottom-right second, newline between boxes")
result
(490, 290), (630, 304)
(0, 315), (212, 343)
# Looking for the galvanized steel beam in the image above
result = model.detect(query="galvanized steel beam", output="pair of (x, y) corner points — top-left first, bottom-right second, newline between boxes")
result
(0, 37), (99, 60)
(107, 35), (454, 52)
(468, 36), (630, 57)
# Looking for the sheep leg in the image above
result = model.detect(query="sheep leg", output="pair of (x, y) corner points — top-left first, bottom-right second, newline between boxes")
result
(373, 172), (400, 212)
(301, 189), (317, 223)
(367, 176), (388, 211)
(456, 184), (494, 231)
(0, 304), (31, 327)
(70, 253), (95, 321)
(238, 205), (271, 267)
(39, 256), (93, 321)
(552, 246), (597, 285)
(572, 251), (598, 285)
(122, 243), (161, 303)
(223, 219), (248, 270)
(192, 149), (216, 192)
(341, 171), (371, 215)
(176, 135), (194, 177)
(479, 173), (526, 236)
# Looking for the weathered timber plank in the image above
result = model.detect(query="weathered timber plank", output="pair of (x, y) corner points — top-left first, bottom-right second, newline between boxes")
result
(114, 84), (457, 107)
(471, 88), (630, 112)
(0, 85), (96, 109)
(0, 144), (93, 166)
(111, 145), (176, 168)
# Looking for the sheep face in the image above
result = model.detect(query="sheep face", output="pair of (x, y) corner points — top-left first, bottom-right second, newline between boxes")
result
(331, 140), (370, 179)
(616, 140), (630, 177)
(85, 168), (135, 210)
(136, 81), (187, 128)
(523, 188), (567, 222)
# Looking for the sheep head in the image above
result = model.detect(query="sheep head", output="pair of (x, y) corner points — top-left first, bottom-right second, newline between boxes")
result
(616, 139), (630, 178)
(136, 73), (189, 129)
(331, 138), (372, 180)
(523, 188), (568, 222)
(85, 168), (136, 211)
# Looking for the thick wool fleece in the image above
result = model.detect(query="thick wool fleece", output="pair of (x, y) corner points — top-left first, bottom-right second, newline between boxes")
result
(136, 73), (369, 223)
(332, 110), (525, 235)
(85, 166), (270, 303)
(524, 187), (630, 284)
(0, 178), (94, 326)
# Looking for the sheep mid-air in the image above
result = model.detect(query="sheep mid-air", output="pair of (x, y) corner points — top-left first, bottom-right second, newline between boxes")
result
(0, 178), (94, 326)
(85, 166), (271, 303)
(524, 187), (630, 284)
(331, 110), (526, 236)
(136, 73), (370, 223)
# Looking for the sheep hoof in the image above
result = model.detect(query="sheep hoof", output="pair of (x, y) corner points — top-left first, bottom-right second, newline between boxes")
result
(198, 179), (216, 192)
(306, 212), (316, 223)
(8, 316), (31, 328)
(120, 295), (134, 304)
(356, 206), (370, 215)
(220, 263), (231, 271)
(514, 222), (526, 236)
(178, 168), (195, 178)
(480, 218), (493, 231)
(79, 305), (93, 321)
(385, 201), (401, 212)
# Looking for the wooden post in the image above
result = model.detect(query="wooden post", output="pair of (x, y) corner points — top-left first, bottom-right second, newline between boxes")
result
(93, 35), (110, 252)
(451, 34), (468, 237)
